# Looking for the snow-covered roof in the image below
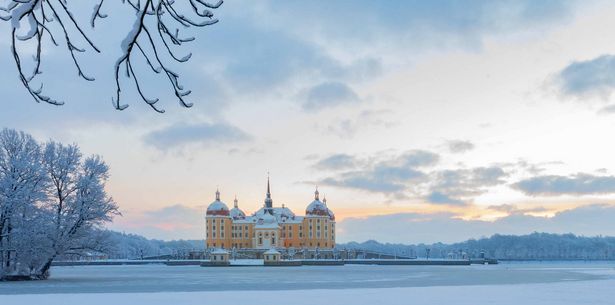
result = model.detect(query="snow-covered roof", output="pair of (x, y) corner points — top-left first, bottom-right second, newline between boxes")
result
(206, 199), (230, 216)
(306, 199), (328, 216)
(206, 190), (230, 216)
(326, 207), (335, 221)
(211, 248), (229, 255)
(230, 207), (246, 219)
(305, 188), (334, 219)
(264, 248), (281, 255)
(280, 215), (303, 224)
(233, 216), (257, 224)
(254, 206), (296, 222)
(254, 210), (280, 229)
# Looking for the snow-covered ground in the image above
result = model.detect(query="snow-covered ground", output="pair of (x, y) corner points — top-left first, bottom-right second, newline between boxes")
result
(1, 262), (614, 304)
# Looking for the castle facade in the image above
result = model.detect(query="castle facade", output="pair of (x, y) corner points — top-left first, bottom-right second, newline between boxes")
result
(205, 178), (335, 249)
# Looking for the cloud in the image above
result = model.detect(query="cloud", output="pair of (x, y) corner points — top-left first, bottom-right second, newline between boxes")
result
(337, 204), (615, 244)
(446, 140), (475, 153)
(302, 82), (360, 111)
(259, 1), (576, 56)
(555, 54), (615, 99)
(425, 191), (465, 205)
(397, 150), (440, 168)
(313, 154), (357, 170)
(325, 109), (398, 138)
(194, 10), (382, 95)
(322, 166), (426, 193)
(317, 150), (508, 204)
(426, 166), (509, 203)
(143, 122), (251, 151)
(512, 173), (615, 196)
(318, 150), (440, 194)
(598, 104), (615, 114)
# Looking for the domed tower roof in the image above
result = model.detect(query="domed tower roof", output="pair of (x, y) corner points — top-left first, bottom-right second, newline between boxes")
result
(229, 195), (246, 220)
(206, 189), (230, 216)
(306, 188), (329, 217)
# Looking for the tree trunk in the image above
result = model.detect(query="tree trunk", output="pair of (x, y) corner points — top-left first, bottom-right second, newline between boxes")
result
(36, 256), (55, 280)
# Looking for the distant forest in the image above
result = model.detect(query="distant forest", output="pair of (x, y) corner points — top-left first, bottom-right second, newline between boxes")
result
(341, 233), (615, 260)
(95, 231), (615, 260)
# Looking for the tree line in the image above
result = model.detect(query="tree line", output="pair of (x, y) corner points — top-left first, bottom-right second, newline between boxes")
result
(0, 128), (118, 280)
(340, 233), (615, 260)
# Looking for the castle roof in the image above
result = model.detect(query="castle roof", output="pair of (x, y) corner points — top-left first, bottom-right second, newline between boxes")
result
(206, 189), (229, 217)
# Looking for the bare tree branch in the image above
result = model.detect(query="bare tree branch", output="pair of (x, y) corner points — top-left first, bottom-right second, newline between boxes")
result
(2, 0), (223, 112)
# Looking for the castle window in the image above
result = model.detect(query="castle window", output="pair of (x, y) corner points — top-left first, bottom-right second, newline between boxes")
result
(221, 233), (224, 238)
(258, 237), (263, 245)
(271, 237), (275, 244)
(213, 232), (216, 238)
(245, 225), (248, 230)
(299, 232), (303, 238)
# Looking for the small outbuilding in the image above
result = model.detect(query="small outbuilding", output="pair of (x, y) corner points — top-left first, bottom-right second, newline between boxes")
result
(210, 249), (230, 263)
(263, 248), (281, 262)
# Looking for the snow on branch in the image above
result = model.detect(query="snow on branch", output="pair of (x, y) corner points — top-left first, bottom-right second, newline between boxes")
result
(2, 0), (223, 112)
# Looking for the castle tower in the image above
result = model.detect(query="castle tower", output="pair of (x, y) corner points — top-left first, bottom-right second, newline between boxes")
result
(264, 175), (273, 214)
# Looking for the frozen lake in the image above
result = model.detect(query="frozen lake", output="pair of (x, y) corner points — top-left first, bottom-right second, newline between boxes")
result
(1, 262), (614, 304)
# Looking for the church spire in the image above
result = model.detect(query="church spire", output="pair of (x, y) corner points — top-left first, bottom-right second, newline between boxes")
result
(323, 195), (327, 205)
(234, 195), (238, 209)
(215, 188), (220, 201)
(264, 173), (273, 210)
(314, 186), (320, 201)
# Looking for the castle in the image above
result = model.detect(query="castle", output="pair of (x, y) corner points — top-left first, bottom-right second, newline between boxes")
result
(205, 178), (335, 250)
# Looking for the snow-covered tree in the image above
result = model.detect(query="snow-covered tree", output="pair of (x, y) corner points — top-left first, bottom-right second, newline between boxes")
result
(0, 128), (118, 280)
(1, 0), (223, 112)
(0, 129), (47, 279)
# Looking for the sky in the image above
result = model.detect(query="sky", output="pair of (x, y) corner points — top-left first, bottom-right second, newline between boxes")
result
(3, 0), (615, 243)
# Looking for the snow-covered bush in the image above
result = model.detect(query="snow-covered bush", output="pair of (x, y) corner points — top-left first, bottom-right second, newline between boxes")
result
(0, 128), (118, 280)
